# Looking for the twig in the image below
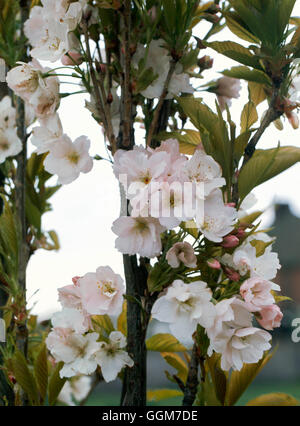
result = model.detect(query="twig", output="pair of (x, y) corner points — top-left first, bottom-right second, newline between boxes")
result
(146, 60), (177, 147)
(122, 0), (132, 148)
(82, 23), (117, 153)
(182, 343), (200, 406)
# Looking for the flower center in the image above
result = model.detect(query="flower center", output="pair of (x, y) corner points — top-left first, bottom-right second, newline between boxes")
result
(68, 151), (80, 164)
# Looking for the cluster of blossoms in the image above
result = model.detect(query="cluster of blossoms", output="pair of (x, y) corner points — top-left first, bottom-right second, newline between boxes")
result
(111, 139), (283, 371)
(0, 96), (22, 164)
(46, 267), (133, 382)
(24, 0), (87, 63)
(6, 60), (93, 184)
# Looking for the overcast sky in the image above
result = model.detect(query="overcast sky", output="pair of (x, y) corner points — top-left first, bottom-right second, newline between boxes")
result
(26, 2), (300, 318)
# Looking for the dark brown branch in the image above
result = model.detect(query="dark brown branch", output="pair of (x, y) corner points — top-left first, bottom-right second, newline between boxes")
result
(182, 343), (200, 406)
(122, 0), (132, 148)
(146, 60), (177, 147)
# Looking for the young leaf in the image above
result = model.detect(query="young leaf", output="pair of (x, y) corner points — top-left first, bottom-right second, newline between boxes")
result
(92, 315), (114, 336)
(161, 352), (188, 384)
(147, 388), (183, 402)
(248, 81), (267, 106)
(11, 350), (40, 405)
(34, 344), (48, 404)
(203, 40), (261, 68)
(48, 362), (67, 406)
(225, 12), (260, 44)
(146, 333), (187, 352)
(225, 351), (274, 406)
(222, 66), (271, 86)
(117, 301), (127, 336)
(240, 101), (258, 132)
(238, 146), (300, 199)
(246, 393), (299, 406)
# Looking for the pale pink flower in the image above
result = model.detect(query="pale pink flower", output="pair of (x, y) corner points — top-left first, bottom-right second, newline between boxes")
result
(256, 304), (283, 330)
(95, 331), (133, 383)
(61, 51), (83, 65)
(0, 128), (22, 164)
(58, 283), (82, 310)
(240, 277), (276, 312)
(197, 189), (237, 242)
(152, 280), (216, 345)
(31, 113), (63, 154)
(166, 242), (197, 268)
(78, 266), (124, 316)
(59, 376), (92, 406)
(216, 76), (241, 111)
(112, 216), (165, 258)
(6, 62), (40, 101)
(44, 135), (93, 184)
(46, 330), (100, 378)
(51, 308), (90, 334)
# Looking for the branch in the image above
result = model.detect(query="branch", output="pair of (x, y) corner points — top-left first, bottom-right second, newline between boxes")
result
(182, 343), (200, 406)
(122, 0), (132, 148)
(146, 60), (177, 147)
(82, 23), (117, 154)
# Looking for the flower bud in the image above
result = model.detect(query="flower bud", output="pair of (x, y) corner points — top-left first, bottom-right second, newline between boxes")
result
(221, 235), (239, 248)
(61, 52), (83, 66)
(286, 111), (299, 129)
(224, 266), (240, 282)
(207, 258), (221, 269)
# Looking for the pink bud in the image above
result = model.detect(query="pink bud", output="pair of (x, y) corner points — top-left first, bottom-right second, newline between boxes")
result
(224, 267), (240, 282)
(207, 259), (221, 270)
(221, 235), (239, 248)
(287, 111), (299, 129)
(72, 276), (81, 286)
(225, 202), (236, 208)
(61, 52), (83, 66)
(235, 228), (246, 239)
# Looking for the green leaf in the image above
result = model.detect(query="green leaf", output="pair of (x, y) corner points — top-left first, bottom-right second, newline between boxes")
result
(222, 66), (272, 86)
(92, 315), (114, 336)
(246, 393), (300, 406)
(178, 97), (232, 182)
(204, 40), (261, 68)
(248, 81), (267, 106)
(240, 101), (258, 132)
(12, 350), (40, 405)
(34, 344), (48, 404)
(250, 238), (273, 256)
(25, 195), (42, 232)
(206, 353), (227, 405)
(225, 12), (260, 44)
(234, 131), (252, 163)
(48, 362), (67, 406)
(161, 352), (188, 384)
(157, 129), (201, 155)
(146, 333), (187, 352)
(239, 210), (263, 225)
(238, 146), (300, 199)
(147, 388), (183, 402)
(225, 351), (273, 406)
(117, 301), (127, 336)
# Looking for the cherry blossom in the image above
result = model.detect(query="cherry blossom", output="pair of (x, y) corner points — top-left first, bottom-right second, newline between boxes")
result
(58, 376), (91, 406)
(256, 304), (283, 331)
(44, 135), (93, 184)
(112, 216), (165, 258)
(132, 39), (194, 99)
(152, 280), (216, 345)
(166, 242), (197, 268)
(215, 76), (241, 111)
(95, 331), (133, 383)
(31, 113), (63, 154)
(197, 189), (237, 242)
(78, 266), (124, 316)
(240, 277), (277, 312)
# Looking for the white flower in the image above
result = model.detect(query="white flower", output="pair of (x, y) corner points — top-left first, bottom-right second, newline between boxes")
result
(51, 308), (90, 334)
(0, 128), (22, 164)
(112, 216), (165, 258)
(44, 135), (93, 184)
(31, 113), (63, 154)
(58, 375), (92, 406)
(232, 239), (281, 281)
(166, 242), (197, 268)
(0, 96), (16, 129)
(181, 150), (226, 197)
(46, 330), (100, 378)
(24, 1), (85, 62)
(95, 331), (133, 383)
(78, 266), (124, 316)
(6, 60), (60, 118)
(152, 280), (216, 345)
(197, 189), (237, 242)
(207, 297), (271, 370)
(132, 39), (193, 99)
